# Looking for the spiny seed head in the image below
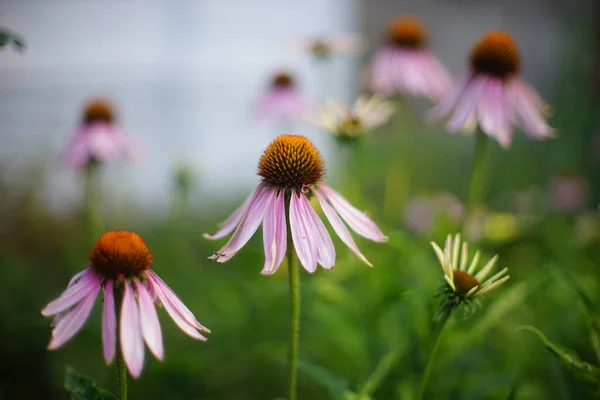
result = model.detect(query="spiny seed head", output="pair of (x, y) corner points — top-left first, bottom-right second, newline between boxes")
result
(272, 72), (294, 88)
(470, 31), (520, 78)
(386, 16), (427, 49)
(89, 230), (153, 279)
(83, 98), (115, 124)
(453, 270), (479, 293)
(258, 134), (325, 189)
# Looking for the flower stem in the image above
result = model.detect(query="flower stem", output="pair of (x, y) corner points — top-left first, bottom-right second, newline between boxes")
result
(358, 347), (402, 398)
(465, 128), (490, 210)
(84, 160), (102, 245)
(286, 227), (300, 400)
(417, 306), (453, 400)
(115, 348), (128, 400)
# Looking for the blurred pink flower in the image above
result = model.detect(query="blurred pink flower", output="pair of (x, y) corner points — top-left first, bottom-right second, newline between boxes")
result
(404, 192), (464, 234)
(368, 16), (452, 101)
(549, 175), (588, 212)
(63, 99), (142, 168)
(41, 230), (209, 378)
(429, 31), (555, 148)
(205, 135), (387, 274)
(256, 72), (309, 123)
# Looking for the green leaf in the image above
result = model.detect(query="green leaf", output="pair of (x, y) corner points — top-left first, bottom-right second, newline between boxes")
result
(516, 325), (600, 389)
(298, 360), (350, 400)
(64, 367), (116, 400)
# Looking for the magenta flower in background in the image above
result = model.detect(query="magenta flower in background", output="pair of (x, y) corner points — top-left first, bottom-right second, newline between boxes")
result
(63, 98), (142, 168)
(368, 16), (452, 101)
(205, 134), (387, 274)
(256, 72), (309, 123)
(41, 230), (209, 378)
(404, 192), (464, 234)
(549, 175), (588, 213)
(429, 31), (555, 148)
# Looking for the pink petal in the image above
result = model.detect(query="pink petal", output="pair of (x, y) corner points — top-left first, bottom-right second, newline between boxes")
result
(508, 79), (554, 139)
(319, 185), (387, 243)
(261, 189), (288, 275)
(446, 76), (485, 132)
(41, 268), (97, 316)
(146, 273), (208, 341)
(314, 188), (372, 267)
(204, 186), (258, 240)
(120, 280), (145, 378)
(102, 280), (116, 364)
(48, 279), (101, 350)
(478, 78), (512, 148)
(369, 47), (396, 96)
(289, 191), (317, 273)
(299, 191), (335, 269)
(210, 183), (274, 262)
(428, 72), (474, 120)
(135, 278), (164, 361)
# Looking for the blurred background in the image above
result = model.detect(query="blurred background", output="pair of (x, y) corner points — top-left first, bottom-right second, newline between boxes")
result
(1, 0), (599, 399)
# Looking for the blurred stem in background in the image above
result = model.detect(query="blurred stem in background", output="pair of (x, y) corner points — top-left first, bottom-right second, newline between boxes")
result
(418, 304), (453, 400)
(287, 207), (300, 400)
(171, 162), (194, 222)
(357, 347), (402, 398)
(84, 160), (102, 245)
(465, 128), (490, 215)
(383, 98), (412, 220)
(115, 285), (128, 400)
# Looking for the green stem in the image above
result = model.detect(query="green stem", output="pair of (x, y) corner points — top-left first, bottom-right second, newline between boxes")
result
(84, 160), (102, 245)
(465, 128), (490, 210)
(418, 306), (453, 400)
(114, 285), (127, 400)
(287, 232), (300, 400)
(358, 347), (402, 398)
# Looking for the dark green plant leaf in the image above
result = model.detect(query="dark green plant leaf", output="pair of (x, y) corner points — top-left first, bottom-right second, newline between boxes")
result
(0, 28), (26, 52)
(298, 360), (350, 400)
(516, 325), (600, 389)
(64, 367), (116, 400)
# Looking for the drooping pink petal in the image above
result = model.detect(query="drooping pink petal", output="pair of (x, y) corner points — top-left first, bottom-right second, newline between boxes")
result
(314, 188), (372, 267)
(210, 183), (274, 262)
(369, 47), (396, 96)
(48, 278), (101, 350)
(42, 268), (97, 316)
(261, 189), (288, 275)
(478, 77), (512, 148)
(135, 278), (164, 361)
(298, 191), (335, 269)
(428, 73), (474, 120)
(508, 79), (554, 140)
(102, 280), (116, 364)
(203, 185), (258, 240)
(289, 191), (317, 273)
(145, 272), (208, 341)
(120, 280), (145, 378)
(319, 185), (387, 243)
(447, 76), (486, 133)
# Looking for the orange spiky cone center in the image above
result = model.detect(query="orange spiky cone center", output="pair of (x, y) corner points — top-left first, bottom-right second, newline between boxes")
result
(470, 31), (520, 78)
(83, 99), (115, 124)
(89, 230), (152, 279)
(386, 16), (427, 49)
(453, 270), (479, 293)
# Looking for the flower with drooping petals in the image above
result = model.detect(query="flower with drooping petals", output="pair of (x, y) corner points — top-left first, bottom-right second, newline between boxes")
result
(429, 31), (555, 148)
(293, 34), (363, 59)
(310, 95), (395, 143)
(205, 134), (387, 274)
(368, 16), (452, 101)
(63, 98), (142, 168)
(256, 72), (309, 123)
(41, 230), (209, 378)
(432, 234), (509, 313)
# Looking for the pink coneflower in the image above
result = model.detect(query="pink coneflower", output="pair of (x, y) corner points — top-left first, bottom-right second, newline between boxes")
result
(205, 134), (387, 274)
(256, 72), (309, 123)
(293, 34), (363, 59)
(429, 31), (555, 148)
(41, 230), (209, 378)
(63, 99), (142, 168)
(549, 175), (588, 213)
(368, 16), (452, 101)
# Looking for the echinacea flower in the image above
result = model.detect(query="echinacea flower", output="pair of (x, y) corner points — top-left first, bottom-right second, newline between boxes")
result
(432, 234), (509, 311)
(293, 34), (363, 59)
(41, 230), (209, 378)
(63, 98), (142, 168)
(368, 16), (452, 101)
(205, 134), (387, 274)
(256, 72), (309, 123)
(311, 95), (395, 143)
(429, 31), (555, 148)
(404, 192), (464, 234)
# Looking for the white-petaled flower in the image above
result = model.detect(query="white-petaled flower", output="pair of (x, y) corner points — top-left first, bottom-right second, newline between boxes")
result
(431, 234), (509, 303)
(310, 96), (396, 142)
(293, 34), (363, 59)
